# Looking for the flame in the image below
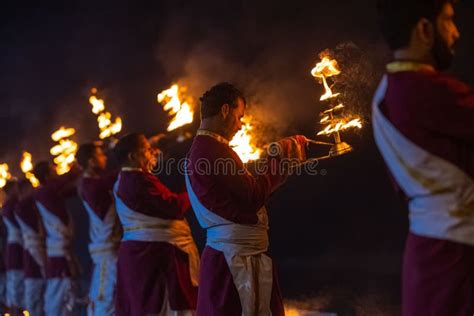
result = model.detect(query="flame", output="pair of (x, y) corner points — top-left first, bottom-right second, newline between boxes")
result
(311, 55), (341, 101)
(229, 116), (262, 163)
(20, 152), (40, 187)
(157, 84), (194, 132)
(317, 117), (362, 136)
(0, 163), (12, 189)
(50, 127), (78, 175)
(88, 90), (122, 139)
(51, 127), (76, 142)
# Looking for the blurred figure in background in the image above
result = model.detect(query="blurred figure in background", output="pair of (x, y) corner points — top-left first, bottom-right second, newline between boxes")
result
(77, 143), (120, 316)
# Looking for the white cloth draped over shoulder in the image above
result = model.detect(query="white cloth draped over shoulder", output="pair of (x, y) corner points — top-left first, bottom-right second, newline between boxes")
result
(372, 75), (474, 246)
(113, 173), (200, 287)
(185, 171), (273, 316)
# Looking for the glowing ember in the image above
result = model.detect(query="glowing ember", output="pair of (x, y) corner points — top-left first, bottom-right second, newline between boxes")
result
(50, 126), (78, 175)
(88, 89), (123, 139)
(317, 117), (362, 136)
(20, 152), (40, 187)
(0, 163), (12, 189)
(229, 116), (262, 163)
(311, 54), (341, 101)
(157, 84), (194, 132)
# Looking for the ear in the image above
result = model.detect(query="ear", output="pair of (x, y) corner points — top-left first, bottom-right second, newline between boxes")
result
(414, 18), (435, 48)
(221, 104), (230, 118)
(127, 152), (135, 163)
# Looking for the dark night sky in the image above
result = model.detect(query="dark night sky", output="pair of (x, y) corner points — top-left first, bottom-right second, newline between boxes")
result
(1, 1), (474, 313)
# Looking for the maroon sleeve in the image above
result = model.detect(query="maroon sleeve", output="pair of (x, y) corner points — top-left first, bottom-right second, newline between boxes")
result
(119, 172), (190, 220)
(50, 167), (80, 198)
(188, 137), (288, 224)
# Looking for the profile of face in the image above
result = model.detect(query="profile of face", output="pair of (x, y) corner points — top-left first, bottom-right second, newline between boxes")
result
(90, 146), (107, 171)
(432, 2), (460, 70)
(220, 97), (245, 140)
(130, 135), (155, 171)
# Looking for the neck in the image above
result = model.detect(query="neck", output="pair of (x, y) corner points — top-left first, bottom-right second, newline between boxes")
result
(84, 167), (100, 178)
(393, 48), (436, 68)
(199, 119), (229, 140)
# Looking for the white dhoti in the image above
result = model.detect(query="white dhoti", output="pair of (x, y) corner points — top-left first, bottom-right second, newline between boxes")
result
(87, 248), (117, 316)
(36, 201), (77, 316)
(24, 278), (45, 316)
(6, 269), (24, 309)
(185, 173), (273, 316)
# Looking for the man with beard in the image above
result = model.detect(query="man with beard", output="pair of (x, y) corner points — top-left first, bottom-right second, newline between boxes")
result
(374, 1), (474, 314)
(112, 133), (199, 316)
(33, 162), (80, 316)
(1, 180), (24, 314)
(15, 179), (46, 316)
(76, 143), (120, 316)
(186, 82), (308, 315)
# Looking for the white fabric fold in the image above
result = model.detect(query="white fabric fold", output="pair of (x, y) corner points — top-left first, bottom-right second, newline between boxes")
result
(373, 75), (474, 245)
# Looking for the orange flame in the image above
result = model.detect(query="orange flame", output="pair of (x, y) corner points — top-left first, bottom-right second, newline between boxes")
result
(317, 117), (362, 136)
(0, 163), (12, 189)
(229, 116), (262, 163)
(20, 152), (40, 187)
(157, 84), (194, 132)
(311, 54), (341, 101)
(51, 127), (76, 142)
(88, 90), (122, 139)
(50, 127), (78, 175)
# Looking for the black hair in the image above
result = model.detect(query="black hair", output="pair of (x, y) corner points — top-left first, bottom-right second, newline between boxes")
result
(199, 82), (246, 119)
(377, 0), (456, 50)
(113, 133), (143, 167)
(76, 143), (99, 169)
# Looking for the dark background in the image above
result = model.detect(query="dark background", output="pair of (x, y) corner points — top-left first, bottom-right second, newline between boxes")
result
(1, 1), (474, 315)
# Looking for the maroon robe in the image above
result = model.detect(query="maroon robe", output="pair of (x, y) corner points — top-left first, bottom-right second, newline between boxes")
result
(78, 172), (118, 221)
(2, 196), (23, 272)
(15, 196), (44, 278)
(187, 134), (287, 316)
(380, 68), (474, 315)
(114, 170), (196, 316)
(34, 170), (79, 278)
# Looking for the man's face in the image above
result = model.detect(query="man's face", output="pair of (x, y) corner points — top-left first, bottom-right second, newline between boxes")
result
(90, 147), (107, 171)
(222, 97), (245, 140)
(134, 135), (155, 170)
(432, 2), (460, 70)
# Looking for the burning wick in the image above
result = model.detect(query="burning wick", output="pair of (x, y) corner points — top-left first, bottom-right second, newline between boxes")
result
(311, 52), (362, 157)
(20, 152), (40, 187)
(157, 84), (194, 133)
(50, 126), (78, 175)
(88, 89), (123, 140)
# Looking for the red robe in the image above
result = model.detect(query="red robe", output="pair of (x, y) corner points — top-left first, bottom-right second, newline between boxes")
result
(380, 67), (474, 315)
(187, 134), (287, 316)
(114, 170), (196, 316)
(34, 170), (79, 278)
(2, 196), (22, 272)
(15, 196), (44, 279)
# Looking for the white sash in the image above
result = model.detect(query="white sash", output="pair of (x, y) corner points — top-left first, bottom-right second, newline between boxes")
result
(185, 172), (273, 316)
(3, 217), (22, 245)
(35, 201), (73, 257)
(15, 215), (46, 275)
(81, 200), (119, 263)
(113, 176), (199, 286)
(373, 75), (474, 245)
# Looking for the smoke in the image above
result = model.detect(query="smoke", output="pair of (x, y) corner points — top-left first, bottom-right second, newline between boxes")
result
(154, 1), (389, 145)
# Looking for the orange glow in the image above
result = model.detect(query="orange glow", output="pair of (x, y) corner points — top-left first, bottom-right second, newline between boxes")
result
(50, 127), (78, 175)
(0, 163), (12, 189)
(311, 54), (341, 101)
(157, 84), (194, 132)
(88, 90), (122, 139)
(20, 152), (40, 187)
(229, 116), (262, 163)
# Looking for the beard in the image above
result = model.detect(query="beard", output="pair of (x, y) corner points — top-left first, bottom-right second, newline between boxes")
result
(431, 31), (455, 71)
